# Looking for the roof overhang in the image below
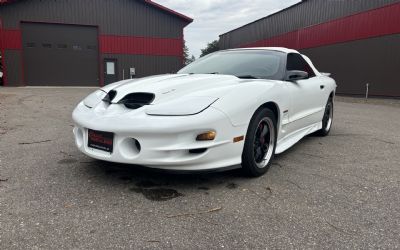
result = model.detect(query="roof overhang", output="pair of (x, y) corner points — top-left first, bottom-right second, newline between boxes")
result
(0, 0), (193, 24)
(143, 0), (193, 23)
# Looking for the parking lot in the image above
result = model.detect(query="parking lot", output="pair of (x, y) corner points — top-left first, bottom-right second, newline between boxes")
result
(0, 87), (399, 249)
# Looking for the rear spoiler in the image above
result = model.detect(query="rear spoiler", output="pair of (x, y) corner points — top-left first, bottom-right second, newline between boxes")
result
(321, 72), (331, 77)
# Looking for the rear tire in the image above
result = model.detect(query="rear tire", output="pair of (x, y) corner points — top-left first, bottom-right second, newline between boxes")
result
(315, 97), (333, 136)
(241, 108), (277, 177)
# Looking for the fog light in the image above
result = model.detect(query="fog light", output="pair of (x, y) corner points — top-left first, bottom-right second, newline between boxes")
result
(196, 131), (216, 141)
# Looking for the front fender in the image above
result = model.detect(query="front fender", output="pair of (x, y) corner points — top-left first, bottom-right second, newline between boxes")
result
(211, 81), (289, 127)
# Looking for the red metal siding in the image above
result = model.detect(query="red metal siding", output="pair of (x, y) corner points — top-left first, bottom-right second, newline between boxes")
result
(0, 0), (192, 86)
(241, 2), (400, 50)
(0, 29), (184, 57)
(99, 35), (183, 56)
(0, 17), (7, 86)
(0, 29), (22, 50)
(0, 27), (22, 86)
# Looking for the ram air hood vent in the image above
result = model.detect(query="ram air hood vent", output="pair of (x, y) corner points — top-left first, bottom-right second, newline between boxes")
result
(116, 92), (155, 109)
(106, 74), (242, 104)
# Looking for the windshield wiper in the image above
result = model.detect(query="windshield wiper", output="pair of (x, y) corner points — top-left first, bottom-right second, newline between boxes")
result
(236, 75), (260, 79)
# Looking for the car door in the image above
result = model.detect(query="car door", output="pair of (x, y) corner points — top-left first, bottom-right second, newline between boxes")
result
(284, 53), (326, 134)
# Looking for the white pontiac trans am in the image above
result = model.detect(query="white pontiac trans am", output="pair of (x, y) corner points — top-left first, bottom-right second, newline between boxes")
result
(73, 47), (336, 176)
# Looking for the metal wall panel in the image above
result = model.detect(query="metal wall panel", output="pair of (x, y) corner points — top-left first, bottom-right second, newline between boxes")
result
(101, 54), (182, 80)
(0, 0), (187, 38)
(0, 0), (190, 86)
(220, 0), (400, 49)
(4, 49), (22, 85)
(301, 34), (400, 97)
(238, 3), (400, 50)
(99, 35), (183, 56)
(21, 22), (99, 86)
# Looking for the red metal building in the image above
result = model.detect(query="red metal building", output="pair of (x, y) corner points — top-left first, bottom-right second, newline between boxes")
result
(219, 0), (400, 97)
(0, 0), (192, 86)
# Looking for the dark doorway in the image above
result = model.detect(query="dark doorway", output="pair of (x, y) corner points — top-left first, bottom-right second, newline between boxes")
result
(21, 22), (99, 86)
(104, 58), (118, 85)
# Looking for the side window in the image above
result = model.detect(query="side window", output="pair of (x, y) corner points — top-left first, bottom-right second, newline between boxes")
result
(286, 53), (316, 78)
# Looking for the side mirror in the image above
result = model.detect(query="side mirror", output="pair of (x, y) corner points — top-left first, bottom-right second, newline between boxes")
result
(285, 70), (309, 81)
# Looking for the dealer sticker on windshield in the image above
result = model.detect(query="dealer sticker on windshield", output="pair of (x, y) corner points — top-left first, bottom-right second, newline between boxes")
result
(88, 129), (114, 153)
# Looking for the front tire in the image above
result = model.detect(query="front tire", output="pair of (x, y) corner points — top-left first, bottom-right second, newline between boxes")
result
(315, 97), (333, 136)
(241, 108), (277, 177)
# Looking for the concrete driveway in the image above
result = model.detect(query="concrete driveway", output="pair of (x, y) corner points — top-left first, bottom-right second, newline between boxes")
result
(0, 87), (399, 249)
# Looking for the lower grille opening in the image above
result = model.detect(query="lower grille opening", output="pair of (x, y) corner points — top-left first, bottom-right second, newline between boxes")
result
(188, 148), (207, 154)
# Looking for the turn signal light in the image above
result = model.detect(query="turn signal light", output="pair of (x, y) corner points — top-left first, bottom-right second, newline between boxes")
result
(233, 136), (244, 143)
(196, 131), (216, 141)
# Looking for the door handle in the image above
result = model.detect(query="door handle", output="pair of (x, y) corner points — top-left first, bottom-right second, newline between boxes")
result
(320, 85), (325, 89)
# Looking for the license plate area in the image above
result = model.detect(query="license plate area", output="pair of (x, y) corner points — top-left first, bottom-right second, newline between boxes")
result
(88, 129), (114, 153)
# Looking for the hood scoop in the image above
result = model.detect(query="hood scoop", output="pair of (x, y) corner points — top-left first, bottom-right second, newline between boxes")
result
(117, 92), (155, 109)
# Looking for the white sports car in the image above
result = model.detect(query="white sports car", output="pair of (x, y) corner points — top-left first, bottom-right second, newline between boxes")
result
(72, 47), (336, 176)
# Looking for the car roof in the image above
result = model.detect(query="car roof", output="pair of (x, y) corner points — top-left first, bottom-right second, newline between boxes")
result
(222, 47), (300, 54)
(220, 47), (322, 76)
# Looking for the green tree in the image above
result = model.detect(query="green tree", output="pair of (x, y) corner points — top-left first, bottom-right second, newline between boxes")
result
(200, 40), (219, 57)
(187, 55), (196, 65)
(182, 40), (196, 66)
(183, 40), (190, 65)
(183, 40), (196, 65)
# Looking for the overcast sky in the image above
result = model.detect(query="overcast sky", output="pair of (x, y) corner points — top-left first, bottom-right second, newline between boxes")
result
(156, 0), (300, 58)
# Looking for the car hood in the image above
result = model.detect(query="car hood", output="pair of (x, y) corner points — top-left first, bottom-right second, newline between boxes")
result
(98, 74), (280, 116)
(101, 74), (252, 104)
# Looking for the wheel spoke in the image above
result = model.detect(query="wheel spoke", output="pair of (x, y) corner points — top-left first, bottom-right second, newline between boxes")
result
(253, 119), (274, 165)
(260, 123), (269, 138)
(254, 147), (263, 161)
(322, 102), (332, 129)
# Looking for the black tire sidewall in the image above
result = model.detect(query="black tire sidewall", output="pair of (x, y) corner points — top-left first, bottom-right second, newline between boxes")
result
(317, 97), (334, 136)
(241, 108), (277, 177)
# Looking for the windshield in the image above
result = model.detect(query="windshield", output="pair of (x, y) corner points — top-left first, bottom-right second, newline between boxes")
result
(178, 50), (285, 80)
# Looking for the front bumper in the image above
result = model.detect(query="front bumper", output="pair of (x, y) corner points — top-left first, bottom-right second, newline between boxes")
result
(72, 102), (247, 171)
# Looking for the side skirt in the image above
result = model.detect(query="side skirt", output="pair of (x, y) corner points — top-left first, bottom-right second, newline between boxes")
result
(275, 121), (322, 154)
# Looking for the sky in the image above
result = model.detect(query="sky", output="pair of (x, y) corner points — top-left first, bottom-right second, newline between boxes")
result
(156, 0), (301, 58)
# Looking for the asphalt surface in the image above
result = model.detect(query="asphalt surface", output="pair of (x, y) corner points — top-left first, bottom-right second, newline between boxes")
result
(0, 87), (399, 249)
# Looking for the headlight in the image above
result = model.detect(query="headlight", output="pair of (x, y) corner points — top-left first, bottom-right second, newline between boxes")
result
(83, 89), (107, 108)
(145, 96), (218, 116)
